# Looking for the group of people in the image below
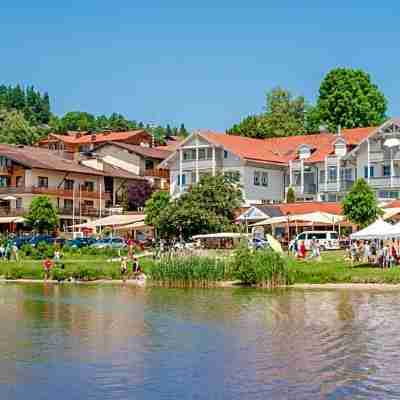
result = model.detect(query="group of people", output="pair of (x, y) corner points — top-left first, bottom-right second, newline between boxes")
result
(0, 241), (19, 261)
(292, 238), (321, 261)
(348, 240), (400, 268)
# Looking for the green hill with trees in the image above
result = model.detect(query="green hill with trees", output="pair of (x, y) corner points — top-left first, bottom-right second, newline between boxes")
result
(0, 84), (189, 145)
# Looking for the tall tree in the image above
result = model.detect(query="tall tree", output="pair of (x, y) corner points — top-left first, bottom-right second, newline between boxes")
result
(259, 87), (306, 138)
(144, 191), (171, 233)
(0, 108), (40, 145)
(227, 87), (307, 138)
(227, 115), (262, 138)
(157, 174), (243, 239)
(317, 68), (387, 131)
(59, 111), (97, 131)
(25, 196), (59, 233)
(342, 178), (383, 228)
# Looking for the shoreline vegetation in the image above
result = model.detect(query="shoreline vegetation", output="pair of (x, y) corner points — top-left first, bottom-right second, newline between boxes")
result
(3, 249), (400, 287)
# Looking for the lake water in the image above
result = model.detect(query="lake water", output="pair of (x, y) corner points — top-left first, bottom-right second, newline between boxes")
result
(0, 284), (400, 399)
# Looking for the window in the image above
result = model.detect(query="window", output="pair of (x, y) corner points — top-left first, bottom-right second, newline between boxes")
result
(207, 148), (213, 159)
(0, 156), (11, 169)
(38, 177), (48, 188)
(383, 165), (391, 177)
(16, 176), (23, 187)
(319, 170), (325, 184)
(343, 168), (352, 181)
(16, 198), (22, 209)
(0, 176), (10, 188)
(224, 150), (228, 159)
(84, 181), (94, 192)
(328, 166), (337, 183)
(253, 171), (260, 186)
(198, 148), (206, 160)
(64, 199), (73, 209)
(293, 172), (301, 186)
(183, 149), (196, 161)
(64, 179), (74, 190)
(177, 174), (187, 186)
(145, 160), (154, 170)
(262, 172), (269, 187)
(364, 166), (375, 178)
(330, 232), (339, 240)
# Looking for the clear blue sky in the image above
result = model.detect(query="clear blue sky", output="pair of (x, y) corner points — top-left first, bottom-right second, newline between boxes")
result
(2, 1), (399, 131)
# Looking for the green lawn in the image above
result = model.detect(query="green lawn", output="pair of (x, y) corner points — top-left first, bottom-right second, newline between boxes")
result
(287, 250), (400, 284)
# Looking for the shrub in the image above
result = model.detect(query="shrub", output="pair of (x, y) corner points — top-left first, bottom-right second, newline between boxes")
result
(232, 246), (292, 287)
(147, 255), (231, 287)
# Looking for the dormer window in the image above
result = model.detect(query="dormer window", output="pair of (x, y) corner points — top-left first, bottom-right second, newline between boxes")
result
(334, 138), (347, 156)
(298, 145), (311, 159)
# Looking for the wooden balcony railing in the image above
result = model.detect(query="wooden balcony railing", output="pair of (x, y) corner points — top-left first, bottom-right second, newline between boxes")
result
(0, 186), (111, 201)
(142, 168), (170, 179)
(0, 207), (112, 218)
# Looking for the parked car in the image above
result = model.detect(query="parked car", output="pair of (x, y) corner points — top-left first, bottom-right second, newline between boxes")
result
(91, 237), (126, 249)
(67, 237), (96, 249)
(289, 231), (340, 252)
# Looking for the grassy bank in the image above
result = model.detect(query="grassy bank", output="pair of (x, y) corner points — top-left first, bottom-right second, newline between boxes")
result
(288, 251), (400, 284)
(3, 250), (400, 286)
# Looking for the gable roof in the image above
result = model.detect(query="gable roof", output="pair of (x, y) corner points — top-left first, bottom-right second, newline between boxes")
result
(200, 127), (375, 165)
(43, 130), (151, 145)
(0, 144), (106, 176)
(94, 142), (172, 160)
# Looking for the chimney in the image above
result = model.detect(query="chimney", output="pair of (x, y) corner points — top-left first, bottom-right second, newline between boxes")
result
(91, 133), (97, 141)
(337, 125), (341, 136)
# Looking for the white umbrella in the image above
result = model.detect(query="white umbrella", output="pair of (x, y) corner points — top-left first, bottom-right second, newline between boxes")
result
(2, 196), (16, 201)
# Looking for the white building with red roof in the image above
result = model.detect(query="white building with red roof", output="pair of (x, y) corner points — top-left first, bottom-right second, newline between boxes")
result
(160, 118), (400, 205)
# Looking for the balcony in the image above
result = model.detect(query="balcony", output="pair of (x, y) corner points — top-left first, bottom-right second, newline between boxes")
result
(58, 207), (111, 217)
(0, 207), (25, 217)
(369, 176), (400, 188)
(320, 180), (354, 192)
(286, 183), (317, 195)
(0, 186), (111, 201)
(143, 168), (169, 179)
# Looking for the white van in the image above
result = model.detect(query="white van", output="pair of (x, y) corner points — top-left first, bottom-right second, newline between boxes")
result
(289, 231), (340, 251)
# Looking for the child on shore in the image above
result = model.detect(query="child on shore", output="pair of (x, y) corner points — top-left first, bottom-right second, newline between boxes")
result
(42, 258), (54, 281)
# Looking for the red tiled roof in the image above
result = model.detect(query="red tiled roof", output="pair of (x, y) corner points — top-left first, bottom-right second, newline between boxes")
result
(95, 142), (172, 160)
(202, 132), (287, 165)
(47, 130), (150, 145)
(383, 200), (400, 209)
(276, 202), (343, 215)
(201, 127), (375, 165)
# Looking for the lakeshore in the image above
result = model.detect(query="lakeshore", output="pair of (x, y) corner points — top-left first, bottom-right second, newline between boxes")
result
(2, 250), (400, 286)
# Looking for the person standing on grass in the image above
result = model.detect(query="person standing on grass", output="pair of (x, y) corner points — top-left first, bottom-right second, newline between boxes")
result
(133, 256), (141, 274)
(297, 240), (306, 259)
(120, 257), (128, 283)
(363, 241), (371, 264)
(42, 257), (54, 281)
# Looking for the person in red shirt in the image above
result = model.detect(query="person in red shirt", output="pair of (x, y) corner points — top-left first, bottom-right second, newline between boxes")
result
(297, 240), (306, 259)
(42, 258), (54, 281)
